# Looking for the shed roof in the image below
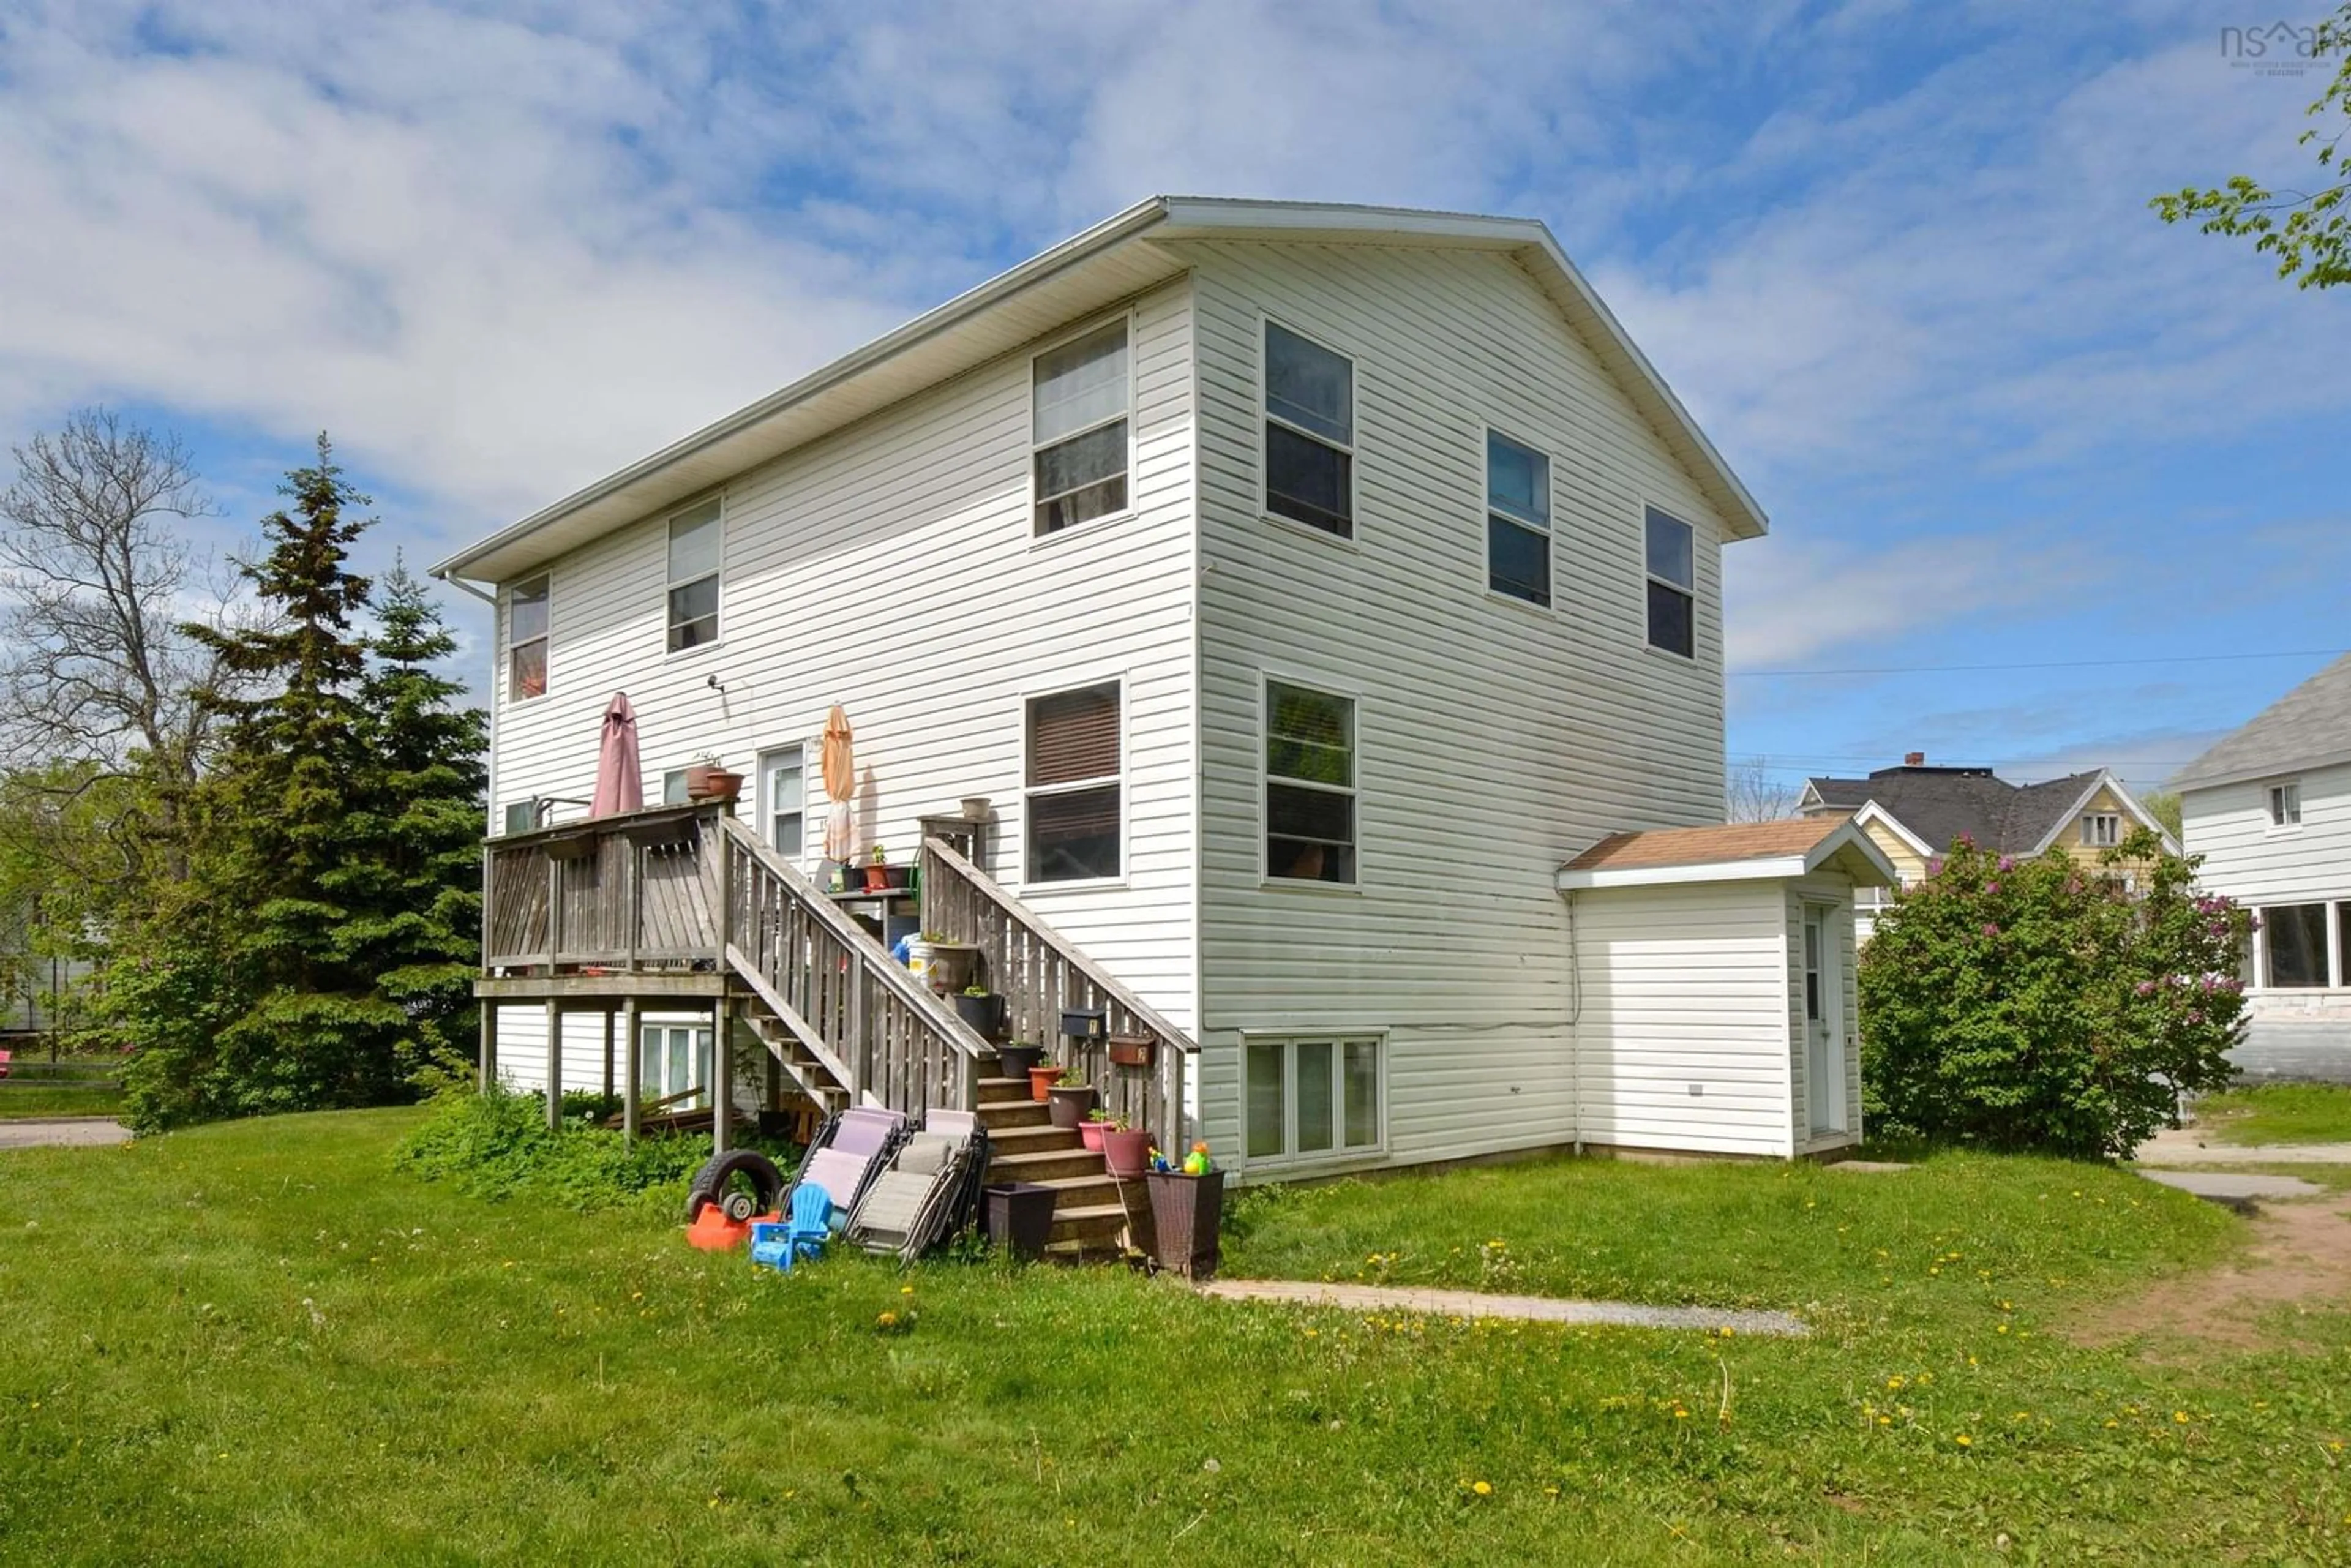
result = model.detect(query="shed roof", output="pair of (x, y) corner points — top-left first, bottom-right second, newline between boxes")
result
(430, 196), (1768, 585)
(2172, 653), (2351, 792)
(1557, 817), (1896, 890)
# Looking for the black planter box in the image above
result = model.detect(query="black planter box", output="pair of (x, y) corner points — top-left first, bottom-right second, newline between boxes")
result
(996, 1042), (1044, 1081)
(954, 991), (1007, 1039)
(983, 1182), (1057, 1261)
(1145, 1169), (1224, 1280)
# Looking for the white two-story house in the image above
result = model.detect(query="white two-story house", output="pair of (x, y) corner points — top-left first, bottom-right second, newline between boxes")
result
(434, 198), (1890, 1217)
(2176, 653), (2351, 1080)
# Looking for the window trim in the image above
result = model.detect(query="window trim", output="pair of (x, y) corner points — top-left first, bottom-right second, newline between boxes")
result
(1018, 674), (1128, 891)
(2267, 780), (2304, 833)
(505, 574), (550, 703)
(1257, 313), (1359, 544)
(2253, 899), (2345, 990)
(1239, 1030), (1388, 1171)
(1643, 505), (1698, 660)
(2080, 812), (2121, 849)
(1483, 426), (1554, 609)
(1260, 674), (1362, 890)
(660, 768), (691, 807)
(664, 495), (724, 658)
(1027, 310), (1138, 543)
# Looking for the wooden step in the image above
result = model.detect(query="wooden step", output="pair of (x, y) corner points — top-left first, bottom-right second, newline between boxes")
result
(1027, 1172), (1131, 1214)
(982, 1123), (1080, 1155)
(976, 1098), (1051, 1130)
(1047, 1200), (1135, 1248)
(987, 1146), (1108, 1183)
(976, 1076), (1034, 1105)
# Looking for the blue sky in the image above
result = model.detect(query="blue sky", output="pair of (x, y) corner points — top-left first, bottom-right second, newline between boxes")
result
(2, 0), (2344, 798)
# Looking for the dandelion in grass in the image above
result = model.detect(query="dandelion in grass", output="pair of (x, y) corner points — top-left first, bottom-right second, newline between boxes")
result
(1955, 1435), (1973, 1447)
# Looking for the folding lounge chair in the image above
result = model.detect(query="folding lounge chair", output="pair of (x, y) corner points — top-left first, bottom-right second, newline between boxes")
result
(786, 1107), (909, 1226)
(845, 1110), (992, 1264)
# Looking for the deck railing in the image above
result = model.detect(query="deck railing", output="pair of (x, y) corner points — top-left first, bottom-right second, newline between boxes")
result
(918, 835), (1199, 1155)
(480, 805), (986, 1114)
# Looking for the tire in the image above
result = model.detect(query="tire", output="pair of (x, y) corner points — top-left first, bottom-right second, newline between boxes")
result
(683, 1149), (785, 1225)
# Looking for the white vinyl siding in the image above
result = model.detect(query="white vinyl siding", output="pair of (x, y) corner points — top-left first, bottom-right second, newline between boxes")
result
(486, 278), (1202, 1030)
(1183, 239), (1731, 1170)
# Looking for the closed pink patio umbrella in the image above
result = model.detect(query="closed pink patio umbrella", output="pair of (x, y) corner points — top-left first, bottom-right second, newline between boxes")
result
(590, 692), (643, 817)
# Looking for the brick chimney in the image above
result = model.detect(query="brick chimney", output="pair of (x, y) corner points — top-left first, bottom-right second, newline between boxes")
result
(1903, 751), (1925, 767)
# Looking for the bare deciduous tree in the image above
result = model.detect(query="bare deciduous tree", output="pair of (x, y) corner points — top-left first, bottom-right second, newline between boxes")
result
(0, 410), (255, 873)
(1725, 756), (1801, 823)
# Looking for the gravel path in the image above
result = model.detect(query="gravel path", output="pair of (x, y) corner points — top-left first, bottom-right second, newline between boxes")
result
(1199, 1278), (1809, 1337)
(0, 1119), (132, 1150)
(2135, 1127), (2351, 1166)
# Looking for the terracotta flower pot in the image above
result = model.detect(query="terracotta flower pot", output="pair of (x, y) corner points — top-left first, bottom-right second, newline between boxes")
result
(1101, 1127), (1152, 1178)
(861, 863), (891, 892)
(684, 764), (743, 803)
(1026, 1065), (1063, 1102)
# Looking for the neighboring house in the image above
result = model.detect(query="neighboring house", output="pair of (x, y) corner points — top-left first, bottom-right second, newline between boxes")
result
(433, 196), (1892, 1207)
(1798, 754), (2177, 940)
(2173, 654), (2351, 1081)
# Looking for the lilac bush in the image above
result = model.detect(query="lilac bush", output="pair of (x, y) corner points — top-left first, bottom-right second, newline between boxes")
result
(1859, 830), (2251, 1159)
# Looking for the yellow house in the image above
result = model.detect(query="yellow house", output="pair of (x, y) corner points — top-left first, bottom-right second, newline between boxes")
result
(1796, 755), (2178, 937)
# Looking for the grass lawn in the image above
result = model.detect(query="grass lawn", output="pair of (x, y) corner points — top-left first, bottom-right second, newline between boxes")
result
(0, 1082), (124, 1119)
(4, 1114), (2350, 1564)
(2192, 1083), (2351, 1146)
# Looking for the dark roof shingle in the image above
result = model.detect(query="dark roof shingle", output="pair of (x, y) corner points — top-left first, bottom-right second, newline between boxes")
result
(2172, 653), (2351, 791)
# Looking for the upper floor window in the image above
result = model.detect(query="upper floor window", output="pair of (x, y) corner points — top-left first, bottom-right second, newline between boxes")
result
(506, 576), (549, 701)
(1025, 682), (1122, 883)
(2269, 781), (2303, 829)
(1265, 681), (1357, 884)
(666, 498), (721, 652)
(1264, 322), (1354, 538)
(1486, 431), (1551, 606)
(1033, 321), (1130, 535)
(2080, 812), (2120, 848)
(1644, 507), (1695, 658)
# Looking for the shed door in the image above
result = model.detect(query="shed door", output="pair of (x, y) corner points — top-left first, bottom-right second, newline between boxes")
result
(1804, 907), (1847, 1135)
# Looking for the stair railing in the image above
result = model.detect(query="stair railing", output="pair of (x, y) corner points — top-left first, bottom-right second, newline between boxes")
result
(717, 816), (988, 1113)
(917, 835), (1199, 1157)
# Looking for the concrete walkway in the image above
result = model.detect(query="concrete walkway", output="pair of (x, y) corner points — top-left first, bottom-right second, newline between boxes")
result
(1199, 1278), (1809, 1337)
(2136, 1168), (2324, 1214)
(0, 1119), (131, 1150)
(2135, 1127), (2351, 1166)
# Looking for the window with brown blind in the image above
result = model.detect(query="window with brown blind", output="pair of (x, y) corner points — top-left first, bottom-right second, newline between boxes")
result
(1025, 681), (1122, 883)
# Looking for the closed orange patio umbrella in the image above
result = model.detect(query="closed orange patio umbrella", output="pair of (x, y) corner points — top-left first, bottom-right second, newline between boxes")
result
(821, 704), (855, 860)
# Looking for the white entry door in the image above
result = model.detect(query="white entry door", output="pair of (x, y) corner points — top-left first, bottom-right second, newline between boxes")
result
(758, 745), (806, 858)
(1804, 906), (1847, 1135)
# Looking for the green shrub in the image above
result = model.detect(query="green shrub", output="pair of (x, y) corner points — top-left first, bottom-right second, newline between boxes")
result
(395, 1085), (716, 1212)
(1859, 830), (2251, 1159)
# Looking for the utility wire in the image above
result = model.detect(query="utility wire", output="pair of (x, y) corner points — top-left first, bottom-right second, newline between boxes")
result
(1728, 648), (2346, 679)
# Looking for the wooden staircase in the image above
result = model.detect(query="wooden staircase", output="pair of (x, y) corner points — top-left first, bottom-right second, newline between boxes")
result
(973, 1068), (1143, 1254)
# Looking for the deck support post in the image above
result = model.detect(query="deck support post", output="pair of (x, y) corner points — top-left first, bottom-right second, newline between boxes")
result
(621, 1000), (640, 1148)
(601, 1010), (615, 1106)
(479, 1002), (497, 1095)
(544, 999), (561, 1131)
(710, 997), (733, 1155)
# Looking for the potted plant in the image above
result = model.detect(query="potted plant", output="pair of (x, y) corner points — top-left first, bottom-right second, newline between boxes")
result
(1047, 1074), (1098, 1129)
(982, 1182), (1056, 1262)
(1079, 1108), (1112, 1153)
(996, 1040), (1044, 1082)
(954, 985), (1006, 1037)
(1026, 1060), (1065, 1103)
(1100, 1116), (1153, 1179)
(861, 843), (891, 892)
(684, 754), (744, 804)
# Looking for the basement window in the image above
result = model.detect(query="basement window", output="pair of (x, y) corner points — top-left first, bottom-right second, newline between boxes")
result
(666, 498), (722, 652)
(1264, 321), (1355, 538)
(1247, 1035), (1382, 1163)
(1033, 320), (1130, 535)
(2262, 902), (2333, 988)
(1024, 681), (1122, 883)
